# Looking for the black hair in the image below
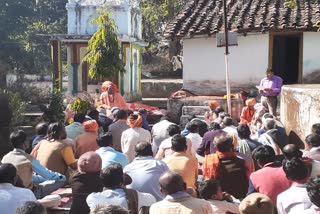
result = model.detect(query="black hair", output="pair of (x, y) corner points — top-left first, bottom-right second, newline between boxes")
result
(47, 122), (65, 141)
(282, 144), (303, 160)
(198, 179), (221, 200)
(266, 68), (273, 73)
(73, 113), (86, 123)
(115, 109), (128, 120)
(264, 118), (276, 130)
(209, 122), (221, 131)
(222, 117), (233, 126)
(214, 106), (225, 117)
(35, 123), (48, 136)
(0, 163), (17, 184)
(126, 110), (134, 116)
(167, 124), (180, 136)
(100, 163), (123, 189)
(138, 108), (147, 115)
(160, 171), (186, 195)
(186, 121), (199, 133)
(283, 158), (309, 181)
(306, 176), (320, 208)
(97, 132), (113, 147)
(135, 142), (153, 157)
(191, 119), (208, 137)
(171, 134), (187, 152)
(306, 134), (320, 148)
(10, 130), (27, 148)
(252, 145), (276, 166)
(237, 124), (251, 139)
(214, 133), (233, 152)
(312, 123), (320, 135)
(87, 109), (99, 121)
(16, 201), (46, 214)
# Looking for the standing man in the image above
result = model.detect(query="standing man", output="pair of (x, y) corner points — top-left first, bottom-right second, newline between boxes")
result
(259, 68), (283, 116)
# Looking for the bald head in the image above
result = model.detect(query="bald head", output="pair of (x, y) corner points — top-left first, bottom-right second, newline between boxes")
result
(283, 144), (302, 160)
(159, 171), (186, 195)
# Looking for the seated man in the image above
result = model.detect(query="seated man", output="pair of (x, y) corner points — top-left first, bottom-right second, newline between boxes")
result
(283, 144), (320, 177)
(150, 171), (213, 214)
(304, 133), (320, 162)
(156, 124), (192, 159)
(163, 134), (198, 190)
(277, 158), (313, 213)
(248, 145), (292, 205)
(86, 163), (156, 212)
(0, 163), (37, 214)
(305, 175), (320, 213)
(65, 113), (85, 141)
(203, 133), (248, 199)
(2, 130), (66, 199)
(124, 142), (168, 201)
(198, 179), (240, 214)
(75, 119), (99, 158)
(96, 132), (129, 168)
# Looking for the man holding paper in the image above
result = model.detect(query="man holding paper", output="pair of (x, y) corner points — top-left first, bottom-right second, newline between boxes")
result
(258, 68), (283, 116)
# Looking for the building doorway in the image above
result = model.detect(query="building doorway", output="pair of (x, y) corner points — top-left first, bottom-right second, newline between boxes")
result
(270, 33), (302, 84)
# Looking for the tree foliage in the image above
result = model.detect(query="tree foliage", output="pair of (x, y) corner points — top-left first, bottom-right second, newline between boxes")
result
(83, 10), (125, 79)
(140, 0), (185, 49)
(0, 0), (67, 75)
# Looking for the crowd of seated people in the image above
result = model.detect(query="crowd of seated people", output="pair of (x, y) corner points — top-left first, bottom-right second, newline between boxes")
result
(1, 98), (320, 214)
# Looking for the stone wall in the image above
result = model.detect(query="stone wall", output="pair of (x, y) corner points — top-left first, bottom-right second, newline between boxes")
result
(280, 84), (320, 148)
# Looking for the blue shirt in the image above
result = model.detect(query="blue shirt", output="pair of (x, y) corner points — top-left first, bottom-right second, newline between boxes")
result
(124, 156), (169, 201)
(96, 147), (129, 168)
(65, 122), (84, 140)
(15, 149), (66, 184)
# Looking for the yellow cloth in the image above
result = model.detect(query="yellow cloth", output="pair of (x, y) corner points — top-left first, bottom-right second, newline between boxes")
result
(61, 146), (77, 166)
(163, 152), (198, 190)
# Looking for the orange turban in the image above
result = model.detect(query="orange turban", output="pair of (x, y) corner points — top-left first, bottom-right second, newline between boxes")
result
(208, 100), (220, 109)
(127, 114), (143, 128)
(83, 120), (99, 132)
(101, 81), (119, 93)
(246, 98), (257, 107)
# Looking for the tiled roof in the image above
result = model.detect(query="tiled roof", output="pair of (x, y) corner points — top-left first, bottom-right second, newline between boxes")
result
(164, 0), (320, 38)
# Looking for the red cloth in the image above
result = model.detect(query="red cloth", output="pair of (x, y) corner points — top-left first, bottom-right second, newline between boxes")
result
(250, 162), (292, 205)
(101, 81), (119, 92)
(202, 151), (236, 179)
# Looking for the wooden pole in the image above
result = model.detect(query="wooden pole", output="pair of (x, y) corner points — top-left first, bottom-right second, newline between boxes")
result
(223, 0), (232, 115)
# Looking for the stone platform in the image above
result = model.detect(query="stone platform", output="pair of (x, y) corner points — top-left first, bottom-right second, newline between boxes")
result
(280, 84), (320, 148)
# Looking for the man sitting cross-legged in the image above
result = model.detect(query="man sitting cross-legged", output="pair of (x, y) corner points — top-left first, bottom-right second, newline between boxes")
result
(2, 130), (66, 199)
(150, 171), (213, 214)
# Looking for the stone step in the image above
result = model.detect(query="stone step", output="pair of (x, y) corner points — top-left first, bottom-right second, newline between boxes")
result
(141, 79), (183, 98)
(140, 98), (168, 109)
(182, 106), (210, 116)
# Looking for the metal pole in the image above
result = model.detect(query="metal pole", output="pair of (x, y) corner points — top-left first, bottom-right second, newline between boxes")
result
(223, 0), (232, 115)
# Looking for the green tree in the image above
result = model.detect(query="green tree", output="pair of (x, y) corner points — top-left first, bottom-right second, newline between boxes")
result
(83, 10), (125, 79)
(0, 0), (67, 75)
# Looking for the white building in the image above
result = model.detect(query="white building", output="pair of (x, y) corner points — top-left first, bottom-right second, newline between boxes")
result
(51, 0), (146, 101)
(164, 0), (320, 95)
